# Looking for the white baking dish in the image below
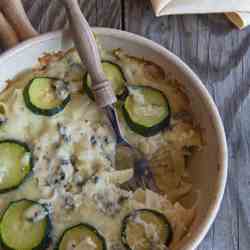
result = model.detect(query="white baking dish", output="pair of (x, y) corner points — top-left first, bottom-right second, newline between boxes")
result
(0, 28), (227, 250)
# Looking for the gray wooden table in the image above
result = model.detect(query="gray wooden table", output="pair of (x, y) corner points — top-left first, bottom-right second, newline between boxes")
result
(2, 0), (250, 249)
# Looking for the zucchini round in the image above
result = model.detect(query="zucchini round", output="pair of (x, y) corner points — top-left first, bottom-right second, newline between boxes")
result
(121, 209), (172, 250)
(57, 224), (107, 250)
(23, 77), (71, 116)
(0, 199), (51, 250)
(122, 85), (171, 137)
(84, 61), (128, 100)
(0, 140), (33, 193)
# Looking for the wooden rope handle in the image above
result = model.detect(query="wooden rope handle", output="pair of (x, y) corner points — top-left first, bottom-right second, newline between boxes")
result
(0, 0), (38, 49)
(62, 0), (117, 108)
(0, 12), (19, 48)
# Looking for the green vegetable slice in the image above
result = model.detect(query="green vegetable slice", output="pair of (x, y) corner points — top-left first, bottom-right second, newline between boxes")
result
(122, 85), (171, 137)
(0, 140), (32, 193)
(84, 61), (127, 100)
(0, 199), (50, 250)
(121, 209), (172, 250)
(23, 77), (71, 116)
(57, 224), (107, 250)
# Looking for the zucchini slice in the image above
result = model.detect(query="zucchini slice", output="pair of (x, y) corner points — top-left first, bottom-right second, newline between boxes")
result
(84, 61), (127, 100)
(57, 224), (107, 250)
(122, 85), (171, 137)
(0, 199), (50, 250)
(0, 140), (32, 193)
(121, 209), (172, 250)
(23, 77), (71, 116)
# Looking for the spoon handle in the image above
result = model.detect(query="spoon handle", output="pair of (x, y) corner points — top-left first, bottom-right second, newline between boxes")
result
(62, 0), (116, 107)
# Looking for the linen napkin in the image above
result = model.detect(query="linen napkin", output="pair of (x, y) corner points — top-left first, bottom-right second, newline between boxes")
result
(150, 0), (250, 29)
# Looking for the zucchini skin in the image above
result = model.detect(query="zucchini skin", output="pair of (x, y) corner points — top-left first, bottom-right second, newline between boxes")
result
(23, 77), (71, 117)
(121, 209), (173, 250)
(55, 223), (107, 250)
(0, 199), (51, 250)
(122, 86), (171, 137)
(83, 61), (128, 101)
(0, 139), (33, 193)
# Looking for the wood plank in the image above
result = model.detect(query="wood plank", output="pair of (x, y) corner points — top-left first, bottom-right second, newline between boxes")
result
(96, 0), (122, 28)
(21, 0), (122, 34)
(123, 1), (250, 249)
(232, 29), (250, 250)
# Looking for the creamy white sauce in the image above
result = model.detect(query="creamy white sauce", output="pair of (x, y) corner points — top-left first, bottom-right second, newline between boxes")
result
(0, 47), (202, 249)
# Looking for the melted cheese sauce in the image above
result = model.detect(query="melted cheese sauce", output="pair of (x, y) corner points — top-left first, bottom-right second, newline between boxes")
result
(0, 45), (202, 250)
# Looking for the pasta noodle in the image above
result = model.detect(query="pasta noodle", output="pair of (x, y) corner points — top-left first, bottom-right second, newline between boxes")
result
(0, 45), (202, 249)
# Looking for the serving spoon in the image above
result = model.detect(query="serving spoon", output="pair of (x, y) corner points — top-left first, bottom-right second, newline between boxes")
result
(62, 0), (159, 192)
